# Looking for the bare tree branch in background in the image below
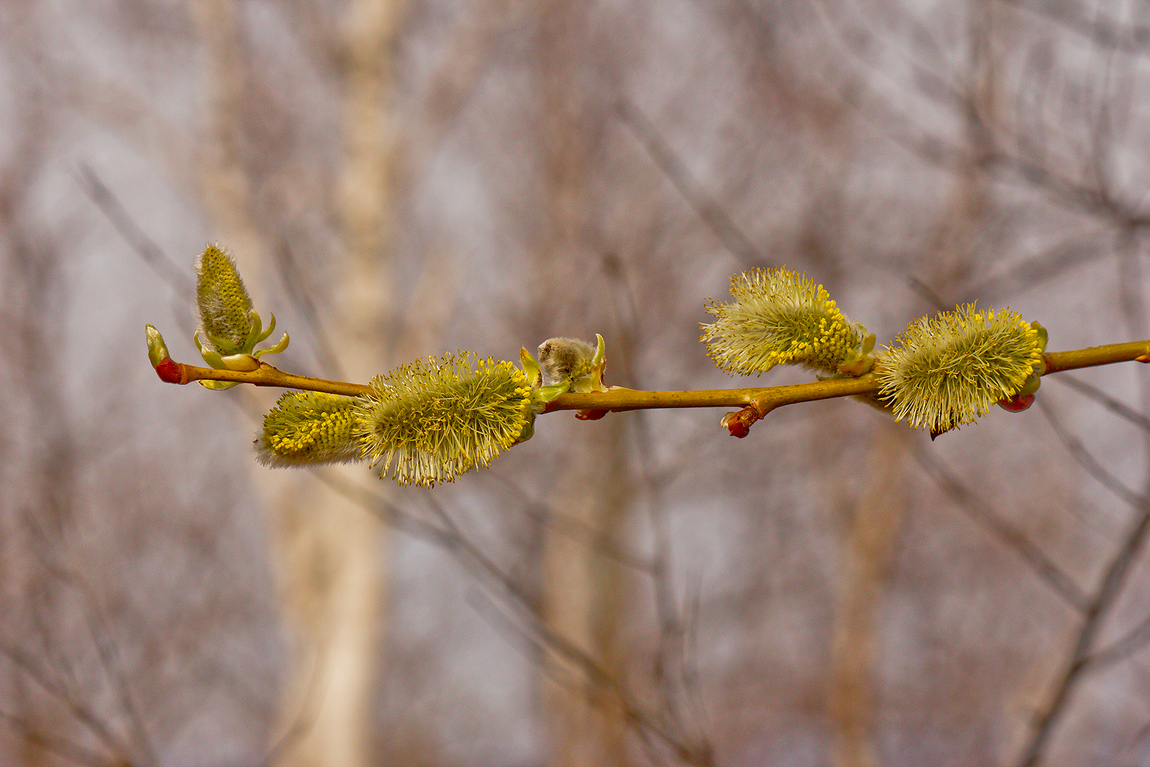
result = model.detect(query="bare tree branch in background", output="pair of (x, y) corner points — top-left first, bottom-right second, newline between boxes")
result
(916, 448), (1089, 611)
(996, 0), (1150, 57)
(1009, 398), (1150, 766)
(617, 99), (761, 267)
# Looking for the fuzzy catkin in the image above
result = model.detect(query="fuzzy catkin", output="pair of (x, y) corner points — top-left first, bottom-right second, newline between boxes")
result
(195, 244), (254, 353)
(537, 337), (595, 385)
(701, 267), (863, 375)
(256, 391), (365, 467)
(877, 304), (1043, 435)
(356, 352), (534, 487)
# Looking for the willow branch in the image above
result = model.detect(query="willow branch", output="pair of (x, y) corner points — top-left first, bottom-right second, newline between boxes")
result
(153, 359), (373, 397)
(542, 374), (878, 414)
(153, 340), (1150, 413)
(1040, 340), (1150, 374)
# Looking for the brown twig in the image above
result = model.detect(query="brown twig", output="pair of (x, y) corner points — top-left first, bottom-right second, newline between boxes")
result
(152, 359), (373, 397)
(1042, 341), (1150, 375)
(542, 374), (879, 414)
(151, 341), (1150, 426)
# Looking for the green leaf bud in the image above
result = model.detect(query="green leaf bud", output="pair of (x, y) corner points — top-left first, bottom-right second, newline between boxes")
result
(146, 324), (170, 368)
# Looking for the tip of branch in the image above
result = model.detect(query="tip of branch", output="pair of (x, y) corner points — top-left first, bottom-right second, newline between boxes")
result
(154, 357), (183, 384)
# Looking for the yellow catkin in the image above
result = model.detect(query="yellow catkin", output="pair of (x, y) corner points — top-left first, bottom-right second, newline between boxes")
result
(256, 391), (365, 467)
(877, 304), (1043, 435)
(701, 267), (863, 375)
(356, 353), (534, 487)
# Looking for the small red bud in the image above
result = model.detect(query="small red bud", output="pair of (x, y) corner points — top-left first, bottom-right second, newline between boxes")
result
(721, 408), (758, 438)
(575, 408), (608, 421)
(997, 392), (1035, 413)
(726, 420), (750, 438)
(154, 357), (183, 384)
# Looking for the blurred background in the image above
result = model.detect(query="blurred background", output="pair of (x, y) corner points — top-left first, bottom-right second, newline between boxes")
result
(4, 0), (1150, 765)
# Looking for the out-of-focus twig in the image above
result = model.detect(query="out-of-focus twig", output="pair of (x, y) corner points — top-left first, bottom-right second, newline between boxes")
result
(274, 238), (348, 382)
(75, 164), (192, 296)
(421, 495), (713, 766)
(8, 515), (161, 767)
(1083, 609), (1150, 674)
(616, 98), (760, 266)
(605, 253), (711, 757)
(915, 448), (1088, 611)
(0, 708), (110, 767)
(1037, 398), (1143, 507)
(996, 0), (1150, 57)
(1050, 373), (1150, 434)
(812, 5), (1150, 238)
(962, 233), (1110, 299)
(0, 644), (138, 765)
(1014, 401), (1150, 767)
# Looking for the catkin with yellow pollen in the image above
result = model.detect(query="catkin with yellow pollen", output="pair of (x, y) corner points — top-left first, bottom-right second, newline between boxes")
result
(256, 391), (365, 467)
(701, 267), (866, 376)
(876, 304), (1044, 436)
(356, 352), (535, 487)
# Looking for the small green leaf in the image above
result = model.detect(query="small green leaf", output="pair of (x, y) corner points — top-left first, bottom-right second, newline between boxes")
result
(145, 324), (170, 367)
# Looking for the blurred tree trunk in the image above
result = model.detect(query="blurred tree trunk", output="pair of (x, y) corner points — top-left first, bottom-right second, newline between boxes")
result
(827, 9), (1000, 761)
(274, 1), (408, 765)
(542, 423), (631, 767)
(189, 0), (405, 764)
(534, 3), (630, 765)
(827, 424), (907, 767)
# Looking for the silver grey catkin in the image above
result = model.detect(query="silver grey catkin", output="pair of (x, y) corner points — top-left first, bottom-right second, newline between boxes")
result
(537, 337), (595, 385)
